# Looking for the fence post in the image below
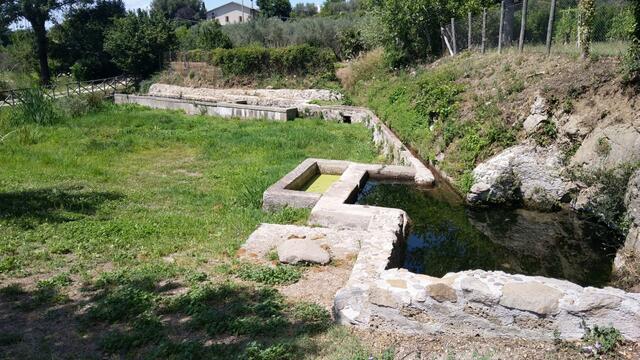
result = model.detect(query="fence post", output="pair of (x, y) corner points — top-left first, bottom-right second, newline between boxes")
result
(518, 0), (528, 53)
(451, 18), (457, 55)
(545, 0), (557, 56)
(482, 8), (487, 54)
(468, 11), (472, 49)
(498, 1), (505, 54)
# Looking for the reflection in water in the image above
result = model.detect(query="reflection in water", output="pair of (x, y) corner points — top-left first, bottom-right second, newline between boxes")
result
(355, 181), (624, 287)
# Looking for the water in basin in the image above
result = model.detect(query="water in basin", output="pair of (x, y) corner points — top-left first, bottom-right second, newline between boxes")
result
(302, 174), (341, 193)
(355, 180), (624, 287)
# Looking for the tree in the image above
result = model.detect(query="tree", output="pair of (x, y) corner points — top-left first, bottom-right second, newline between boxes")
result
(151, 0), (206, 21)
(257, 0), (292, 20)
(578, 0), (595, 59)
(49, 0), (126, 80)
(177, 20), (232, 50)
(1, 0), (91, 84)
(320, 0), (361, 16)
(291, 3), (318, 18)
(104, 10), (177, 77)
(368, 0), (479, 67)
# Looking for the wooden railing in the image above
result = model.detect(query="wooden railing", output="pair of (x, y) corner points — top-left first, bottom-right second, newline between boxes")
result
(0, 76), (136, 107)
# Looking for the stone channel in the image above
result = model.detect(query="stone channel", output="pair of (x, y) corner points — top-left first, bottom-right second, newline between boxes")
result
(115, 88), (640, 341)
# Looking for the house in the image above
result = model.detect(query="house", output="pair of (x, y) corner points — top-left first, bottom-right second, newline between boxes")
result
(206, 2), (259, 25)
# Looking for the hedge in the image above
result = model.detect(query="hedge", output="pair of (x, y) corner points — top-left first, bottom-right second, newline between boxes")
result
(180, 45), (336, 77)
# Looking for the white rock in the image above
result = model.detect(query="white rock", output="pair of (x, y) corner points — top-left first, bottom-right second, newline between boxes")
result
(277, 238), (331, 265)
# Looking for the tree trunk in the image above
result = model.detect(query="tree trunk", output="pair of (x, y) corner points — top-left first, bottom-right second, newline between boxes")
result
(518, 0), (529, 53)
(579, 0), (595, 59)
(503, 0), (515, 46)
(32, 19), (51, 85)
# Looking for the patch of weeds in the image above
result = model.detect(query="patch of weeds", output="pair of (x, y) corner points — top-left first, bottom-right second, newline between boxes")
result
(93, 263), (179, 292)
(596, 137), (611, 157)
(267, 248), (279, 262)
(245, 341), (297, 360)
(87, 286), (157, 323)
(562, 141), (581, 164)
(266, 207), (310, 225)
(37, 273), (72, 289)
(0, 283), (27, 299)
(167, 282), (288, 337)
(533, 120), (557, 147)
(238, 176), (273, 209)
(458, 170), (475, 194)
(185, 270), (208, 284)
(230, 262), (303, 285)
(572, 162), (640, 231)
(611, 249), (640, 291)
(506, 78), (525, 95)
(349, 347), (395, 360)
(292, 302), (331, 333)
(100, 312), (165, 353)
(0, 332), (23, 346)
(583, 324), (622, 355)
(562, 98), (574, 114)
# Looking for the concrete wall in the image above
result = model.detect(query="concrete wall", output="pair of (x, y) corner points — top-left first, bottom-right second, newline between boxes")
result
(114, 94), (297, 121)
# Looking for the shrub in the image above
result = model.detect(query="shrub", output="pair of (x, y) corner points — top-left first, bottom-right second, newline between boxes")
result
(56, 93), (105, 118)
(177, 21), (232, 51)
(10, 87), (60, 126)
(622, 42), (640, 86)
(583, 325), (622, 354)
(221, 16), (379, 60)
(205, 45), (336, 77)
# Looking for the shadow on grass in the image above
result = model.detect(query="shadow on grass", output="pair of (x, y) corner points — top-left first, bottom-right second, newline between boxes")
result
(0, 266), (331, 359)
(0, 185), (123, 228)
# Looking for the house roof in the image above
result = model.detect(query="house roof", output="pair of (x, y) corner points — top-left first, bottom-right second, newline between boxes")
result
(207, 1), (258, 14)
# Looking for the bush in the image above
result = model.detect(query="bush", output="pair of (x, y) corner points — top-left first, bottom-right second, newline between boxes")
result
(184, 45), (336, 78)
(221, 16), (379, 60)
(10, 88), (60, 126)
(176, 21), (232, 51)
(56, 93), (105, 118)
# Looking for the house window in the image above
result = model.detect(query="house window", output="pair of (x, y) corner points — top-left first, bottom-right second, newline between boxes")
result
(239, 16), (243, 22)
(225, 16), (229, 23)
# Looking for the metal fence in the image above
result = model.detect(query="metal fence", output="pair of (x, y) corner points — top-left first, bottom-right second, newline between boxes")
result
(0, 76), (136, 107)
(444, 0), (633, 57)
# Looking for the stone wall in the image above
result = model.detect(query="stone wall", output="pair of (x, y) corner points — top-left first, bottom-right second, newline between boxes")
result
(253, 158), (640, 340)
(114, 94), (297, 121)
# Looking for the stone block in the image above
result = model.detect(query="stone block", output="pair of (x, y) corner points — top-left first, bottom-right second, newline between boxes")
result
(500, 282), (563, 315)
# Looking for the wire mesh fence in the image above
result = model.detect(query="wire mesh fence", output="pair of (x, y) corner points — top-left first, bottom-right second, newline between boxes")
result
(445, 0), (633, 58)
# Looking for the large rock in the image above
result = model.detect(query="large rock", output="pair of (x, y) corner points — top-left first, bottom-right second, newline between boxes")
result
(571, 123), (640, 171)
(467, 145), (573, 210)
(523, 95), (548, 134)
(277, 238), (331, 265)
(499, 282), (563, 315)
(615, 170), (640, 269)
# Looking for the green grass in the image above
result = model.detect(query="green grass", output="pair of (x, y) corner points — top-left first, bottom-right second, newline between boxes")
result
(0, 104), (384, 358)
(0, 104), (378, 276)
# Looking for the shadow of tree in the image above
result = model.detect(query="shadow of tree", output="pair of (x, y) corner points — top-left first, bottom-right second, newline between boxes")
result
(0, 185), (123, 228)
(0, 266), (331, 360)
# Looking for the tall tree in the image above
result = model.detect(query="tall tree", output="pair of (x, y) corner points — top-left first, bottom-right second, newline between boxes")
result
(257, 0), (292, 20)
(49, 0), (126, 80)
(1, 0), (91, 84)
(151, 0), (206, 22)
(104, 10), (177, 77)
(291, 3), (318, 18)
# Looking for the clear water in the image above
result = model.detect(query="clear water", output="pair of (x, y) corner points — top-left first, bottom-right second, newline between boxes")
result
(355, 181), (624, 287)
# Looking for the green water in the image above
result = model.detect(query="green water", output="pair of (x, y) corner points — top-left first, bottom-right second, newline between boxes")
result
(356, 181), (624, 287)
(302, 174), (341, 193)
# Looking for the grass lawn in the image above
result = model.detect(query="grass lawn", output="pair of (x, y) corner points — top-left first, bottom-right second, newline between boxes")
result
(0, 104), (389, 359)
